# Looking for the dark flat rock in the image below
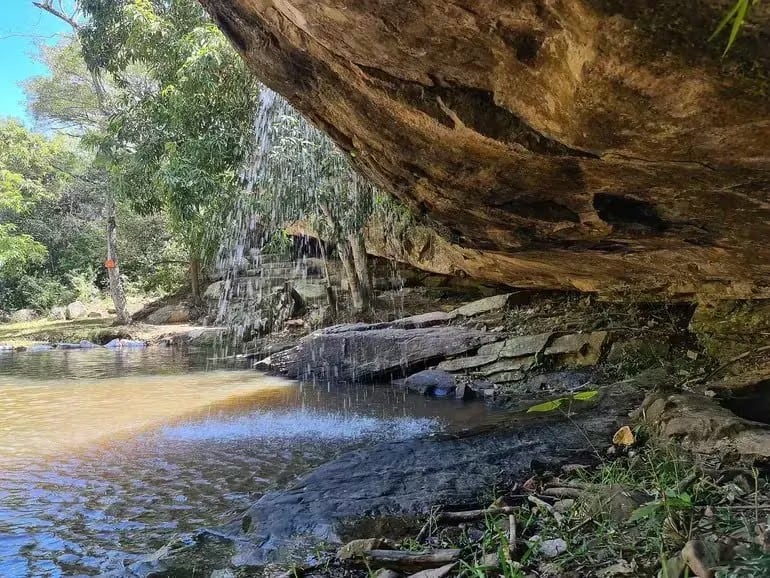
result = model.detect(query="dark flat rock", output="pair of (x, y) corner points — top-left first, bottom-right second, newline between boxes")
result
(268, 323), (500, 382)
(230, 383), (641, 567)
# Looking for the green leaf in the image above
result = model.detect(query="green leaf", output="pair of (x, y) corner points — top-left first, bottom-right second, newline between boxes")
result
(629, 502), (662, 522)
(572, 390), (599, 401)
(526, 398), (565, 413)
(709, 0), (742, 41)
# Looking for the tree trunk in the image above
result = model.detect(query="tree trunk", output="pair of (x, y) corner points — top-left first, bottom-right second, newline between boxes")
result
(190, 256), (201, 302)
(318, 240), (337, 315)
(106, 195), (130, 324)
(347, 231), (371, 307)
(339, 240), (365, 313)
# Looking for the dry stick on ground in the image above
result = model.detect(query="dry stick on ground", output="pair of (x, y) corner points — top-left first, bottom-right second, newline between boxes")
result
(542, 487), (584, 499)
(360, 549), (462, 570)
(699, 344), (770, 384)
(437, 506), (518, 522)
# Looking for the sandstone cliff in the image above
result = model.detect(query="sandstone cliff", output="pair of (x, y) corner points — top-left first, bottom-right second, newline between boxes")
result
(201, 0), (770, 297)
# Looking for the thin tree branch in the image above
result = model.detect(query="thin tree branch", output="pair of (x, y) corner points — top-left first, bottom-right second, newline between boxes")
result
(32, 0), (81, 31)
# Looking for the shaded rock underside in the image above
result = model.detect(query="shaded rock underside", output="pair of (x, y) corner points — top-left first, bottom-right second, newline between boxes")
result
(201, 0), (770, 298)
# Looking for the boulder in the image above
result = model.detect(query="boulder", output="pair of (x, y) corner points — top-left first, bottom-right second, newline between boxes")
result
(65, 301), (88, 320)
(49, 306), (67, 320)
(10, 309), (37, 323)
(200, 0), (770, 299)
(543, 332), (608, 366)
(267, 321), (500, 382)
(640, 392), (770, 460)
(452, 294), (513, 317)
(146, 304), (191, 325)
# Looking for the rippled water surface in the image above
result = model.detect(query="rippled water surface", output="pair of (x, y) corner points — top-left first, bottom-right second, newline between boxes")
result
(0, 348), (496, 577)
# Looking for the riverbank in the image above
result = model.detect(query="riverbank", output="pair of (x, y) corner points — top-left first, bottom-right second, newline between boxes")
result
(4, 285), (769, 577)
(102, 290), (770, 577)
(321, 432), (770, 578)
(0, 316), (223, 349)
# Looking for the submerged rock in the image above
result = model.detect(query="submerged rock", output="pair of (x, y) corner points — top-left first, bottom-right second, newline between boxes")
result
(104, 338), (147, 349)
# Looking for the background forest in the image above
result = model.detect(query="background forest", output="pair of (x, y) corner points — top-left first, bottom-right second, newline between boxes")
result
(1, 0), (261, 316)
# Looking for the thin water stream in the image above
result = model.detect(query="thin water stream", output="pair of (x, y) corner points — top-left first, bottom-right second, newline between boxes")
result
(0, 348), (499, 577)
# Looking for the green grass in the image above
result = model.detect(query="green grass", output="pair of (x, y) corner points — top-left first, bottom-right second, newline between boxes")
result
(397, 437), (770, 577)
(0, 317), (116, 346)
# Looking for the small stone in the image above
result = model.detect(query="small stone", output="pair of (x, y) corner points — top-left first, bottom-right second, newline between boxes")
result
(527, 536), (567, 558)
(480, 553), (500, 568)
(597, 560), (635, 577)
(373, 569), (400, 578)
(337, 537), (395, 560)
(87, 311), (102, 318)
(210, 570), (236, 578)
(583, 484), (648, 523)
(686, 350), (699, 360)
(553, 499), (575, 513)
(452, 293), (512, 317)
(407, 563), (456, 578)
(681, 539), (719, 578)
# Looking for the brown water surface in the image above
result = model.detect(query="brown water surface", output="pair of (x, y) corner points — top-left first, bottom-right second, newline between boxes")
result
(0, 348), (497, 577)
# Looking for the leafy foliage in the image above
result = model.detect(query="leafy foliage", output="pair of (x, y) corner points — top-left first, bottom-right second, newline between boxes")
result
(80, 0), (259, 264)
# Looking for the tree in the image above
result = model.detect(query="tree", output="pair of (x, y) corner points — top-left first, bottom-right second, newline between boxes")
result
(77, 0), (259, 301)
(30, 0), (132, 323)
(0, 119), (76, 307)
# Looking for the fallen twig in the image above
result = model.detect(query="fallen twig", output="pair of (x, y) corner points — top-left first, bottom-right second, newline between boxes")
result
(438, 506), (517, 522)
(361, 549), (462, 570)
(700, 344), (770, 384)
(542, 487), (583, 499)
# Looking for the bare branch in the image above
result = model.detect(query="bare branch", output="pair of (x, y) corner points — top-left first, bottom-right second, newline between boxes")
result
(32, 0), (80, 31)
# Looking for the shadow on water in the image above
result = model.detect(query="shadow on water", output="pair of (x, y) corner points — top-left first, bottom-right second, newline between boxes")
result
(0, 347), (503, 577)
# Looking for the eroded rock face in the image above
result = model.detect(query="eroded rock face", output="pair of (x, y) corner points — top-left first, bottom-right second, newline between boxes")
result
(202, 0), (770, 298)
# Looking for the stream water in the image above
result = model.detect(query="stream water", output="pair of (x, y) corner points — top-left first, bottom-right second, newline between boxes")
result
(0, 348), (498, 577)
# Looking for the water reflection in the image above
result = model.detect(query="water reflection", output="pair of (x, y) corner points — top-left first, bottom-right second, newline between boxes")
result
(0, 348), (497, 577)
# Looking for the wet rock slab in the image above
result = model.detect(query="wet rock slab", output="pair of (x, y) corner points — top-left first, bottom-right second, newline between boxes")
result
(264, 322), (500, 382)
(118, 383), (642, 576)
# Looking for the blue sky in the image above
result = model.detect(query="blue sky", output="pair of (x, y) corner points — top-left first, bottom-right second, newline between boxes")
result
(0, 2), (72, 123)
